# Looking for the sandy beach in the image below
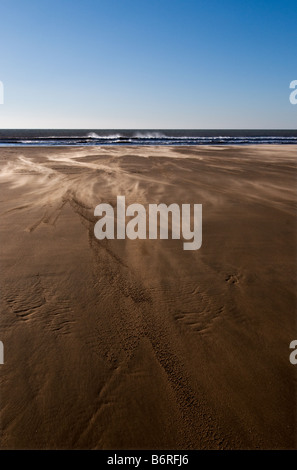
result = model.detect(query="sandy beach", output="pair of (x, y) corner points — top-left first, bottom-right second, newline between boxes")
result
(0, 145), (296, 449)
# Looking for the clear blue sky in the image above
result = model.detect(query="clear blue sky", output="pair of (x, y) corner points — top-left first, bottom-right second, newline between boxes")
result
(0, 0), (296, 128)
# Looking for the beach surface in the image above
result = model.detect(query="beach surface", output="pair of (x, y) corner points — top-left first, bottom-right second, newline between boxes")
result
(0, 145), (296, 449)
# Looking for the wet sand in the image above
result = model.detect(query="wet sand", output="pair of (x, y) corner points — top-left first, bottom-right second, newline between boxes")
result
(0, 145), (296, 449)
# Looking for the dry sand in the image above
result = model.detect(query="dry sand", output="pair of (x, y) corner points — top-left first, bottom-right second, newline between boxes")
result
(0, 145), (296, 449)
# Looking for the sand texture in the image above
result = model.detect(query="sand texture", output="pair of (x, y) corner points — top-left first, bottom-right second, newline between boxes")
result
(0, 145), (296, 449)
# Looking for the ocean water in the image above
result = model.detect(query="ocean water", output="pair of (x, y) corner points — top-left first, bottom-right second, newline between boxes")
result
(0, 129), (296, 146)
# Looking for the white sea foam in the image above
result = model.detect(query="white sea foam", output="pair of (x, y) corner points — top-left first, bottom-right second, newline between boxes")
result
(133, 132), (167, 139)
(87, 132), (122, 139)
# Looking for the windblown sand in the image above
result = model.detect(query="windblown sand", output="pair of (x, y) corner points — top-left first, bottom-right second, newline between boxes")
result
(0, 145), (296, 449)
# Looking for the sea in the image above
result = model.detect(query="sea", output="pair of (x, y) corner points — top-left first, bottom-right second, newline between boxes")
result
(0, 129), (296, 146)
